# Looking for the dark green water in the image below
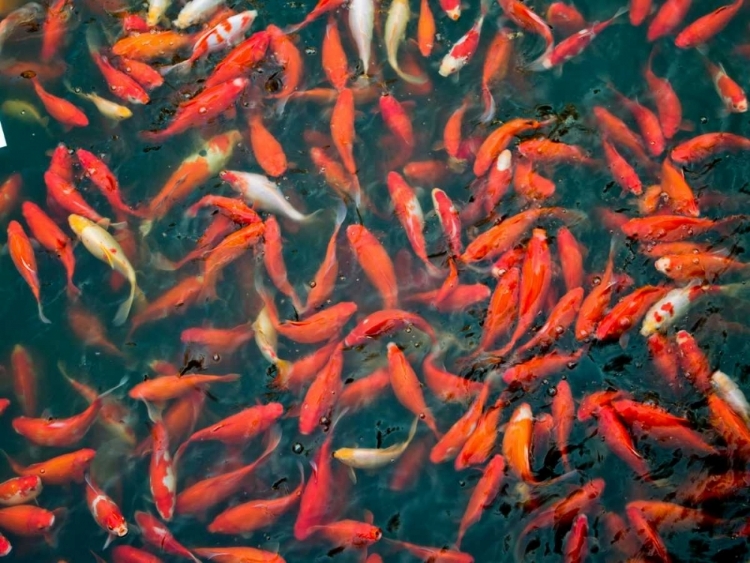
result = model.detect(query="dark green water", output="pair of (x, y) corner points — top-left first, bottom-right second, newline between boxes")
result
(0, 0), (750, 561)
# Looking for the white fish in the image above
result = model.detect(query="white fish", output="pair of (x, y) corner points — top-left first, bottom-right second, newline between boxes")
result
(68, 215), (141, 326)
(712, 370), (750, 426)
(174, 0), (223, 29)
(333, 417), (419, 469)
(0, 2), (43, 56)
(384, 0), (426, 85)
(348, 0), (375, 76)
(64, 81), (132, 121)
(253, 305), (279, 365)
(147, 0), (171, 27)
(221, 170), (317, 223)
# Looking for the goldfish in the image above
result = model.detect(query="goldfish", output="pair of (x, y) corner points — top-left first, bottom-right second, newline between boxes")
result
(68, 215), (141, 326)
(7, 220), (50, 323)
(208, 472), (303, 533)
(348, 0), (374, 75)
(439, 11), (485, 77)
(4, 449), (95, 486)
(347, 225), (399, 308)
(84, 473), (127, 546)
(711, 369), (750, 425)
(222, 170), (317, 223)
(134, 512), (200, 562)
(700, 49), (747, 113)
(344, 309), (436, 348)
(675, 0), (743, 48)
(204, 30), (269, 89)
(12, 377), (125, 447)
(647, 0), (692, 42)
(142, 78), (247, 142)
(334, 417), (418, 470)
(129, 373), (239, 403)
(644, 48), (682, 139)
(385, 0), (426, 85)
(529, 7), (628, 71)
(0, 505), (57, 538)
(298, 346), (343, 435)
(0, 475), (42, 506)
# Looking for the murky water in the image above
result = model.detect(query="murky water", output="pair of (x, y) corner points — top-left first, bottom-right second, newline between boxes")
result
(1, 0), (750, 561)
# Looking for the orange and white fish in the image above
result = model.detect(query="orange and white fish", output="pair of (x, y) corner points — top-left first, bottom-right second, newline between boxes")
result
(0, 475), (42, 506)
(165, 10), (257, 75)
(439, 11), (485, 77)
(701, 50), (747, 113)
(84, 473), (127, 547)
(334, 418), (418, 470)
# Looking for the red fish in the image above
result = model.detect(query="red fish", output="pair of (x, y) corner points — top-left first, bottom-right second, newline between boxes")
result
(344, 309), (436, 348)
(455, 400), (503, 470)
(564, 514), (589, 563)
(142, 78), (248, 142)
(75, 149), (140, 217)
(595, 286), (669, 342)
(134, 511), (199, 562)
(431, 384), (489, 464)
(204, 30), (269, 89)
(0, 505), (57, 538)
(529, 7), (627, 71)
(516, 286), (583, 356)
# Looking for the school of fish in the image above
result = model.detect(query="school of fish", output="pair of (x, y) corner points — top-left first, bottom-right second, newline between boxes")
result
(0, 0), (749, 561)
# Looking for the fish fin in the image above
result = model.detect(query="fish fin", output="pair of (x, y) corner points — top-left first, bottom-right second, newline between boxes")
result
(480, 86), (496, 124)
(37, 302), (51, 324)
(98, 243), (115, 269)
(139, 219), (153, 237)
(102, 533), (114, 550)
(150, 251), (177, 271)
(112, 281), (136, 326)
(347, 465), (357, 484)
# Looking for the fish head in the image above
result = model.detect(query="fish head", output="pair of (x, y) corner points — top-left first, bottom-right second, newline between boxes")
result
(67, 214), (94, 237)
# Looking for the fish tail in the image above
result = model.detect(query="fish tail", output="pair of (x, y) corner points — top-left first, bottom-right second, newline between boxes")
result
(38, 301), (51, 324)
(150, 252), (178, 271)
(139, 219), (154, 237)
(480, 85), (496, 124)
(198, 273), (219, 303)
(394, 64), (428, 85)
(113, 280), (136, 326)
(159, 60), (192, 77)
(66, 279), (81, 300)
(270, 359), (292, 390)
(526, 44), (553, 73)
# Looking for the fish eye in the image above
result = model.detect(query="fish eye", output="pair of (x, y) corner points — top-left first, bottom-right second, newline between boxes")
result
(107, 525), (113, 531)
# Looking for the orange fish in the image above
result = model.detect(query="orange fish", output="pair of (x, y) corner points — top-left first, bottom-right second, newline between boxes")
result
(10, 345), (36, 418)
(417, 0), (435, 57)
(387, 343), (439, 438)
(7, 221), (50, 324)
(13, 378), (125, 447)
(129, 374), (239, 403)
(4, 449), (95, 486)
(430, 384), (490, 464)
(134, 511), (200, 562)
(330, 88), (357, 175)
(175, 431), (280, 516)
(0, 475), (42, 506)
(299, 345), (344, 435)
(322, 15), (348, 90)
(22, 201), (79, 297)
(248, 112), (287, 177)
(30, 77), (88, 129)
(456, 454), (504, 547)
(346, 225), (399, 308)
(262, 216), (303, 311)
(208, 467), (303, 535)
(455, 400), (503, 470)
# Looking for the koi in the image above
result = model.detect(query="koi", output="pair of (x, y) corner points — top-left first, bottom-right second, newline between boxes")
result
(7, 221), (50, 324)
